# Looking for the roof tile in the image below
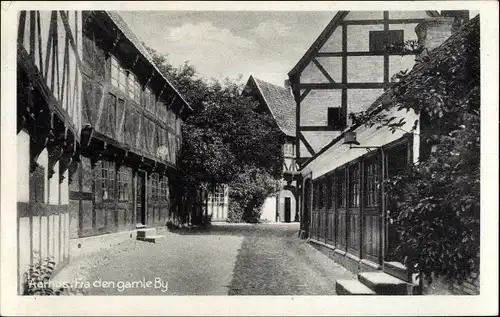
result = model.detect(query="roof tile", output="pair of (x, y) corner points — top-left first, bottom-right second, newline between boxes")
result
(252, 77), (296, 137)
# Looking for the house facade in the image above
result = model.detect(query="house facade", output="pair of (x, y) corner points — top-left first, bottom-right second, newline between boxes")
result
(242, 75), (298, 223)
(17, 11), (83, 293)
(288, 10), (476, 293)
(17, 10), (191, 293)
(69, 11), (190, 239)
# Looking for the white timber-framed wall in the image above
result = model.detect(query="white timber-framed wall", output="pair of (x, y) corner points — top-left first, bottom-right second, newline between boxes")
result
(288, 10), (439, 273)
(17, 10), (83, 294)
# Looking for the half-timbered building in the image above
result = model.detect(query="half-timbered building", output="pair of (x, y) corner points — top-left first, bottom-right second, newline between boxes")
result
(69, 11), (191, 241)
(287, 10), (472, 292)
(17, 10), (83, 293)
(242, 75), (298, 222)
(16, 10), (191, 292)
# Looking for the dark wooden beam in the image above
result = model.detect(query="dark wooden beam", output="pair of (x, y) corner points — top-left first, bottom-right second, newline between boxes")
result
(340, 18), (427, 25)
(383, 11), (390, 89)
(341, 24), (348, 124)
(300, 88), (311, 102)
(59, 11), (83, 74)
(299, 83), (387, 90)
(300, 125), (343, 132)
(311, 57), (336, 83)
(298, 132), (316, 156)
(315, 51), (415, 57)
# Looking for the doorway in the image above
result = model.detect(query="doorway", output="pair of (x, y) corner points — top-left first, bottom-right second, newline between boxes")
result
(284, 197), (291, 223)
(136, 171), (146, 226)
(303, 178), (312, 237)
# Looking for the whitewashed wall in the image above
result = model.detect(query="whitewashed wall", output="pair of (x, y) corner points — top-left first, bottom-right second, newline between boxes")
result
(303, 107), (420, 180)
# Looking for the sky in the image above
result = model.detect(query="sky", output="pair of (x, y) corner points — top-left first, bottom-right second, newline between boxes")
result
(118, 11), (336, 87)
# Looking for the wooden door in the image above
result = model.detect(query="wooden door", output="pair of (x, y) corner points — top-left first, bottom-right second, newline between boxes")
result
(326, 174), (336, 246)
(303, 178), (312, 238)
(93, 160), (117, 235)
(136, 171), (146, 225)
(284, 197), (291, 222)
(335, 169), (347, 250)
(362, 154), (382, 264)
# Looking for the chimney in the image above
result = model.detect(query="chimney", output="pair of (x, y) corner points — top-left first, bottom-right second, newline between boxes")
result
(415, 11), (470, 54)
(415, 17), (455, 52)
(441, 10), (470, 32)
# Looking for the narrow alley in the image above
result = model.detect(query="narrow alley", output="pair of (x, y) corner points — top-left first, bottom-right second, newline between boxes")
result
(54, 223), (355, 295)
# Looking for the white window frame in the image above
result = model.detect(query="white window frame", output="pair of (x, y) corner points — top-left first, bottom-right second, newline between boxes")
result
(111, 56), (128, 93)
(128, 74), (141, 104)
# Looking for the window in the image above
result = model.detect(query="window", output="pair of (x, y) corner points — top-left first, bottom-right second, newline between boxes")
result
(117, 166), (131, 201)
(160, 176), (169, 201)
(327, 107), (346, 128)
(111, 56), (127, 93)
(211, 186), (225, 205)
(284, 142), (294, 157)
(144, 86), (156, 112)
(128, 74), (141, 104)
(369, 30), (404, 53)
(365, 157), (380, 207)
(327, 175), (334, 209)
(167, 109), (176, 132)
(313, 181), (319, 210)
(157, 100), (167, 122)
(151, 173), (160, 200)
(318, 179), (325, 209)
(96, 161), (115, 200)
(348, 164), (360, 207)
(175, 117), (182, 137)
(336, 169), (346, 208)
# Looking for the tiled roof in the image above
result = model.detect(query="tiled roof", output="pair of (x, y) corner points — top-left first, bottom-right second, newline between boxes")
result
(104, 11), (191, 110)
(251, 76), (296, 137)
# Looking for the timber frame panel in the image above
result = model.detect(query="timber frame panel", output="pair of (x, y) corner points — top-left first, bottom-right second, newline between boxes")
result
(289, 10), (439, 160)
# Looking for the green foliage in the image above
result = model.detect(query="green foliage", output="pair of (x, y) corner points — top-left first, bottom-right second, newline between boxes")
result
(145, 45), (285, 223)
(22, 256), (86, 295)
(23, 257), (60, 295)
(227, 166), (281, 222)
(180, 92), (284, 183)
(352, 17), (480, 285)
(386, 112), (480, 284)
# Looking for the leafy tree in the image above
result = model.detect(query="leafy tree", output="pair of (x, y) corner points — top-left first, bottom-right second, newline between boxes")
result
(145, 45), (284, 223)
(351, 16), (480, 287)
(228, 166), (282, 222)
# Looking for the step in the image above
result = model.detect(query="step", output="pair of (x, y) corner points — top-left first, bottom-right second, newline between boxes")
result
(136, 228), (157, 238)
(137, 235), (165, 243)
(384, 261), (411, 282)
(336, 279), (376, 295)
(358, 272), (409, 295)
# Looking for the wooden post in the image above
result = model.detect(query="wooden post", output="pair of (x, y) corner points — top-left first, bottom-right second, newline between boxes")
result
(380, 147), (386, 266)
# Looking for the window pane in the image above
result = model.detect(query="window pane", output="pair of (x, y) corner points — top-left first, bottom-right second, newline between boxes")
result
(336, 169), (345, 208)
(348, 164), (359, 207)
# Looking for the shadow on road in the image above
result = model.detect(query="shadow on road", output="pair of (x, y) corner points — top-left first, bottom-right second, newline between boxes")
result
(166, 222), (300, 238)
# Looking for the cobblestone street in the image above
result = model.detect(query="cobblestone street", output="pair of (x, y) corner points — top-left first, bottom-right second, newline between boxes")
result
(227, 223), (355, 295)
(55, 223), (355, 295)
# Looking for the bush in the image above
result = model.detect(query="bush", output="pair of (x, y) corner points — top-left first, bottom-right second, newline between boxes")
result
(22, 257), (86, 296)
(386, 112), (480, 285)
